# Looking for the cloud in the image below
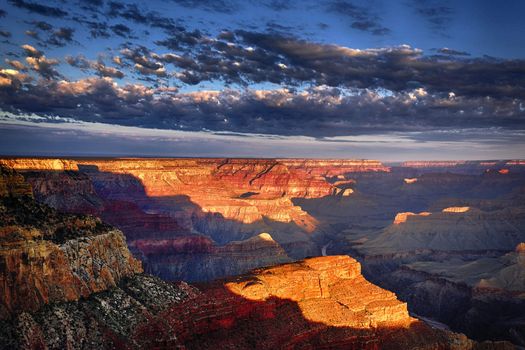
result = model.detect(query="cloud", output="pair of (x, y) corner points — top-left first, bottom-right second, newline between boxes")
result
(107, 1), (179, 31)
(73, 17), (111, 39)
(0, 8), (6, 17)
(25, 30), (40, 39)
(110, 23), (133, 38)
(119, 46), (168, 78)
(65, 54), (124, 78)
(31, 21), (53, 32)
(0, 76), (523, 139)
(0, 68), (32, 88)
(326, 0), (390, 36)
(21, 44), (42, 57)
(8, 0), (68, 17)
(6, 59), (27, 70)
(0, 30), (11, 38)
(25, 55), (60, 79)
(410, 0), (453, 36)
(171, 0), (238, 13)
(40, 27), (75, 47)
(155, 30), (525, 98)
(437, 47), (470, 56)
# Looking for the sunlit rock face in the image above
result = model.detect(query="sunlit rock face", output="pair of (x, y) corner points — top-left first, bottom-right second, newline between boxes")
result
(0, 158), (389, 282)
(442, 206), (470, 213)
(136, 256), (510, 349)
(404, 177), (418, 184)
(0, 167), (142, 319)
(393, 211), (431, 224)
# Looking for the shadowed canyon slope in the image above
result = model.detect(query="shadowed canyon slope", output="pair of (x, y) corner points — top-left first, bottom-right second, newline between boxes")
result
(1, 157), (525, 347)
(1, 170), (510, 349)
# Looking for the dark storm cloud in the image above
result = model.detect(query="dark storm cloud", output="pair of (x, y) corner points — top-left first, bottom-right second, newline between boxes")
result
(8, 0), (68, 18)
(0, 9), (7, 17)
(1, 77), (524, 138)
(0, 31), (11, 38)
(326, 0), (390, 36)
(171, 0), (238, 13)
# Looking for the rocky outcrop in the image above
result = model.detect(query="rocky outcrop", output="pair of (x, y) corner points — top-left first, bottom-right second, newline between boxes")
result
(3, 251), (508, 350)
(393, 211), (431, 224)
(133, 233), (292, 282)
(404, 177), (418, 184)
(443, 206), (471, 213)
(0, 167), (142, 319)
(137, 256), (511, 349)
(0, 274), (196, 350)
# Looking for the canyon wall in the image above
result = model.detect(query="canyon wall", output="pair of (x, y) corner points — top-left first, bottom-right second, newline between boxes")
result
(0, 158), (389, 281)
(0, 166), (142, 318)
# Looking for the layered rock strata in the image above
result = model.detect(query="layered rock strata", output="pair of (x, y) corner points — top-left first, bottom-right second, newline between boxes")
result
(0, 166), (142, 319)
(0, 158), (389, 281)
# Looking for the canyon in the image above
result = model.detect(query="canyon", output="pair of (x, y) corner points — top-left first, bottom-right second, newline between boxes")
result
(1, 168), (511, 349)
(1, 157), (525, 348)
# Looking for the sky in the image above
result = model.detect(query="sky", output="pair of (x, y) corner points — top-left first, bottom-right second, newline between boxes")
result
(0, 0), (524, 160)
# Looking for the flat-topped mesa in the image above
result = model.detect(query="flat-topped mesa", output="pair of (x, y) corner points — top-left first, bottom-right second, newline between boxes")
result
(279, 159), (390, 176)
(170, 256), (415, 338)
(0, 158), (79, 171)
(152, 255), (505, 349)
(393, 211), (431, 224)
(443, 206), (470, 213)
(404, 177), (418, 184)
(506, 160), (525, 166)
(401, 161), (467, 168)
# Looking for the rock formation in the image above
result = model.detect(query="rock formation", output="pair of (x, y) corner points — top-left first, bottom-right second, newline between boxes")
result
(0, 166), (142, 319)
(0, 158), (389, 281)
(404, 177), (418, 184)
(362, 206), (525, 254)
(442, 206), (470, 213)
(133, 232), (292, 282)
(393, 211), (431, 224)
(0, 163), (518, 349)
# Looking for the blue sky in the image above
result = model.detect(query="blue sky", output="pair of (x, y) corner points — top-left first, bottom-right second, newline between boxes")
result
(0, 0), (524, 159)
